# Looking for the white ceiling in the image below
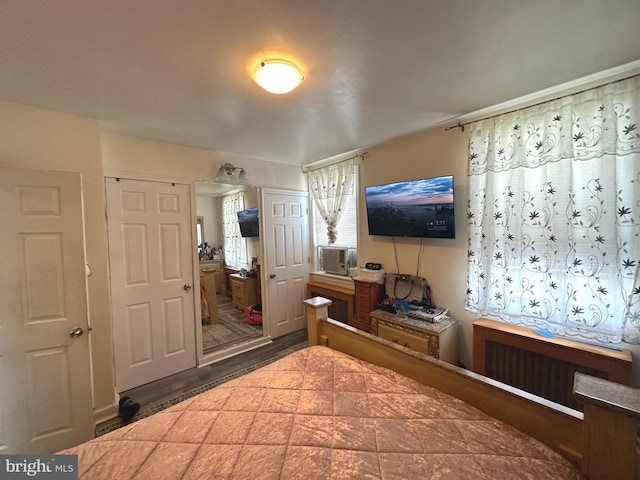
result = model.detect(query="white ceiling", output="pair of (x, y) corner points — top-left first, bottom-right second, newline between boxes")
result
(1, 1), (639, 166)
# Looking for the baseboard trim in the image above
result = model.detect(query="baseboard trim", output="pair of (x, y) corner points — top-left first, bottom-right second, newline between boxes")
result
(93, 402), (119, 426)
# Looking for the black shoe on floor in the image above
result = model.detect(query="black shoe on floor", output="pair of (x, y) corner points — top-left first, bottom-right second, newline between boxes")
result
(118, 396), (140, 422)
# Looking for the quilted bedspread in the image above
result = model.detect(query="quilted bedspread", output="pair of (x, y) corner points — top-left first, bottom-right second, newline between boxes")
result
(61, 346), (582, 479)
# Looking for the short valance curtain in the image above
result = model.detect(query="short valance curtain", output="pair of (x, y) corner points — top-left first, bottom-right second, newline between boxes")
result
(466, 76), (640, 344)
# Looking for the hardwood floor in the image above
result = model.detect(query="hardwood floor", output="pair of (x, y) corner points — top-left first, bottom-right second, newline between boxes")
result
(202, 293), (262, 352)
(97, 328), (308, 435)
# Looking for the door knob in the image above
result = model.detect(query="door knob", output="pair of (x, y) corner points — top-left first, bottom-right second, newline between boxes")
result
(69, 327), (84, 338)
(183, 283), (192, 291)
(269, 274), (276, 279)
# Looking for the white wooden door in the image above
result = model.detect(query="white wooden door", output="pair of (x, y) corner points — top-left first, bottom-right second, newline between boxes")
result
(106, 178), (196, 392)
(262, 189), (309, 338)
(0, 167), (94, 454)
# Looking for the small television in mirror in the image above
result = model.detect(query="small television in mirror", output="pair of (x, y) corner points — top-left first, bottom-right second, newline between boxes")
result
(364, 175), (455, 238)
(237, 207), (259, 237)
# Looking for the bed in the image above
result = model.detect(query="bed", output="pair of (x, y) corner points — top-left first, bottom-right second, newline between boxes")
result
(60, 298), (639, 479)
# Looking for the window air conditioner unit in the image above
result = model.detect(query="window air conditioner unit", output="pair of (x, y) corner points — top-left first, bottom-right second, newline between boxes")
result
(318, 246), (356, 276)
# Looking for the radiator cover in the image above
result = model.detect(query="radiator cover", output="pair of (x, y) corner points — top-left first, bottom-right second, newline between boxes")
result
(473, 318), (632, 411)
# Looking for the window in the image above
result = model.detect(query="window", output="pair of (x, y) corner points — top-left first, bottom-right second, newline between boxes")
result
(196, 216), (205, 246)
(308, 160), (358, 269)
(466, 75), (640, 344)
(222, 192), (248, 268)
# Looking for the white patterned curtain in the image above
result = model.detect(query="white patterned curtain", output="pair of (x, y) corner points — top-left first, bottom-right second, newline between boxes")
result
(307, 158), (356, 244)
(222, 192), (246, 268)
(467, 76), (640, 344)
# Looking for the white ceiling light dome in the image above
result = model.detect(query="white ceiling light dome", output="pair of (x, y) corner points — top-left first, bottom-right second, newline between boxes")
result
(254, 59), (304, 94)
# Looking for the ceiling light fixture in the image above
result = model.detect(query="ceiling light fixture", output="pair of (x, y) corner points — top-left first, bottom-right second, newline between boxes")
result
(215, 162), (249, 185)
(254, 59), (304, 94)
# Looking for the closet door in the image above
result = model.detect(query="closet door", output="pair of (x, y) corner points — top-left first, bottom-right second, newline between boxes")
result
(106, 178), (196, 392)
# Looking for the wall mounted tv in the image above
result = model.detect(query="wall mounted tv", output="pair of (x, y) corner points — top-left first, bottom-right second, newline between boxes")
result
(237, 207), (260, 238)
(364, 175), (455, 238)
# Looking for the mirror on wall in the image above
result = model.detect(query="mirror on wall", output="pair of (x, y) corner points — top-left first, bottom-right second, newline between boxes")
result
(195, 182), (263, 355)
(196, 216), (205, 246)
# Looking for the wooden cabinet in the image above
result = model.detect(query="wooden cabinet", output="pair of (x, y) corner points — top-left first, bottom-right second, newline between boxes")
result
(224, 266), (241, 297)
(230, 273), (257, 310)
(377, 322), (429, 354)
(352, 279), (383, 332)
(370, 309), (458, 364)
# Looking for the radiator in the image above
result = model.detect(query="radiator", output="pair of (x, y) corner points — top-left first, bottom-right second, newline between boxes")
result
(485, 340), (608, 410)
(306, 282), (354, 325)
(308, 289), (349, 323)
(474, 319), (632, 411)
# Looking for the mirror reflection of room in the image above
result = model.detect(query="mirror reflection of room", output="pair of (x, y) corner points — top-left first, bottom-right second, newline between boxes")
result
(196, 184), (262, 354)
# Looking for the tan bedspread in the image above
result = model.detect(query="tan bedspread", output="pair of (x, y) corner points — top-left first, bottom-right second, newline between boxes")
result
(61, 346), (582, 479)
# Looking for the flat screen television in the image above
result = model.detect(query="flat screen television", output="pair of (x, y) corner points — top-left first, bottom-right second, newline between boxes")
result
(364, 175), (455, 238)
(237, 207), (260, 238)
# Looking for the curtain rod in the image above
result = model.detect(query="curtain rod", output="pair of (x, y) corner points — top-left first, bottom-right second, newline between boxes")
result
(444, 72), (639, 133)
(302, 151), (368, 172)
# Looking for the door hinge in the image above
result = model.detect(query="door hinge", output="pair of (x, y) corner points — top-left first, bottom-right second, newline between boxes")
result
(105, 208), (108, 221)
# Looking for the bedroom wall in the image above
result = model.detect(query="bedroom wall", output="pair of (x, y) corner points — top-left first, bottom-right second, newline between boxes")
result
(100, 132), (305, 191)
(358, 125), (640, 386)
(196, 196), (219, 246)
(100, 132), (302, 274)
(358, 126), (476, 369)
